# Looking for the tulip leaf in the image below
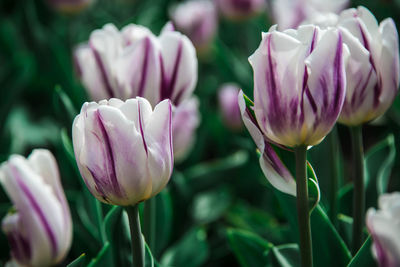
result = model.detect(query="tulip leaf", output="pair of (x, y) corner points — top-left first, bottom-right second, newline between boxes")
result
(160, 227), (209, 267)
(154, 189), (173, 257)
(226, 228), (272, 267)
(270, 243), (300, 267)
(67, 253), (86, 267)
(87, 242), (112, 267)
(347, 236), (377, 267)
(307, 161), (320, 213)
(274, 189), (352, 267)
(337, 213), (353, 249)
(54, 85), (78, 123)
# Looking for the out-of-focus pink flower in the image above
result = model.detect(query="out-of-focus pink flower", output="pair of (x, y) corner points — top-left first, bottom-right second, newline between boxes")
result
(272, 0), (348, 30)
(172, 97), (201, 161)
(218, 84), (242, 130)
(215, 0), (265, 20)
(170, 0), (218, 51)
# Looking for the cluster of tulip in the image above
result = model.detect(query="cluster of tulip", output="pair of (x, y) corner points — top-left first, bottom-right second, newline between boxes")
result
(1, 0), (400, 266)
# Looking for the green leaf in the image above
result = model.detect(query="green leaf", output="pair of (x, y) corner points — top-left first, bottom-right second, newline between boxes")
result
(191, 186), (232, 224)
(270, 244), (300, 267)
(226, 228), (272, 267)
(67, 253), (86, 267)
(307, 162), (320, 213)
(160, 227), (209, 267)
(54, 85), (78, 122)
(154, 189), (173, 257)
(347, 236), (377, 267)
(337, 213), (353, 249)
(87, 242), (112, 267)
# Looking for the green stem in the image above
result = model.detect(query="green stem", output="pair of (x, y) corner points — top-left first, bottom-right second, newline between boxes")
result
(95, 200), (107, 244)
(143, 198), (156, 252)
(350, 126), (365, 254)
(126, 205), (145, 267)
(295, 146), (313, 267)
(328, 127), (340, 226)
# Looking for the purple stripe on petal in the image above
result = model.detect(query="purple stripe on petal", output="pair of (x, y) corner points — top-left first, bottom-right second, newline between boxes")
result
(96, 110), (122, 197)
(137, 103), (148, 155)
(160, 40), (183, 102)
(7, 230), (31, 264)
(168, 102), (173, 162)
(331, 32), (344, 116)
(9, 165), (58, 257)
(90, 42), (114, 98)
(136, 37), (151, 98)
(263, 142), (292, 182)
(87, 167), (110, 203)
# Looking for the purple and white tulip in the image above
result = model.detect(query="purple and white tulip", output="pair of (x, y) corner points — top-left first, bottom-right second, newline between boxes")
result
(249, 24), (347, 147)
(72, 97), (173, 206)
(170, 0), (218, 51)
(0, 150), (72, 267)
(336, 7), (400, 125)
(172, 97), (201, 161)
(74, 23), (198, 107)
(272, 0), (348, 30)
(47, 0), (94, 14)
(215, 0), (265, 20)
(367, 192), (400, 267)
(218, 84), (242, 130)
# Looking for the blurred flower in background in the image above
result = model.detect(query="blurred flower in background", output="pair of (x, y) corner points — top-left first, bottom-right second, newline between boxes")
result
(46, 0), (95, 14)
(215, 0), (266, 20)
(72, 98), (173, 206)
(0, 150), (72, 267)
(367, 192), (400, 267)
(74, 22), (199, 161)
(172, 97), (201, 161)
(272, 0), (348, 30)
(218, 84), (242, 131)
(170, 0), (218, 52)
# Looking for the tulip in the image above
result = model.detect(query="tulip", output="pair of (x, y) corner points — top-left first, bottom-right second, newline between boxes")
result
(272, 0), (348, 30)
(0, 150), (72, 267)
(249, 24), (347, 147)
(72, 97), (173, 206)
(170, 0), (218, 51)
(367, 192), (400, 267)
(218, 84), (243, 130)
(215, 0), (265, 20)
(47, 0), (94, 14)
(172, 97), (201, 161)
(336, 6), (400, 126)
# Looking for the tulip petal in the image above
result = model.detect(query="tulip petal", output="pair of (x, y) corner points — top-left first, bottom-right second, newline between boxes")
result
(239, 91), (296, 196)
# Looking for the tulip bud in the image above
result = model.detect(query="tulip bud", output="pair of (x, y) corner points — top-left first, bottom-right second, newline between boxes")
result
(215, 0), (265, 20)
(272, 0), (348, 30)
(0, 150), (72, 267)
(249, 24), (347, 147)
(72, 97), (173, 206)
(47, 0), (94, 14)
(366, 192), (400, 267)
(336, 6), (400, 126)
(218, 84), (242, 130)
(172, 97), (201, 161)
(170, 0), (218, 52)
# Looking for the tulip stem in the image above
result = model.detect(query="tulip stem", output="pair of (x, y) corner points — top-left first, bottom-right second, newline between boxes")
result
(328, 127), (340, 226)
(350, 126), (365, 254)
(143, 198), (156, 252)
(295, 145), (313, 267)
(95, 200), (107, 244)
(126, 205), (145, 267)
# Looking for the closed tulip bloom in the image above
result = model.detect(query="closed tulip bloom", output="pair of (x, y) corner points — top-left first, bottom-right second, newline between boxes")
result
(218, 84), (242, 130)
(47, 0), (94, 14)
(272, 0), (348, 30)
(0, 150), (72, 267)
(170, 0), (218, 51)
(215, 0), (265, 20)
(172, 97), (201, 161)
(336, 7), (400, 125)
(72, 97), (173, 206)
(249, 25), (347, 147)
(367, 192), (400, 267)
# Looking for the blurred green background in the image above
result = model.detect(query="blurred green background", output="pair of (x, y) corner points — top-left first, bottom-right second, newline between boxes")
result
(0, 0), (400, 266)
